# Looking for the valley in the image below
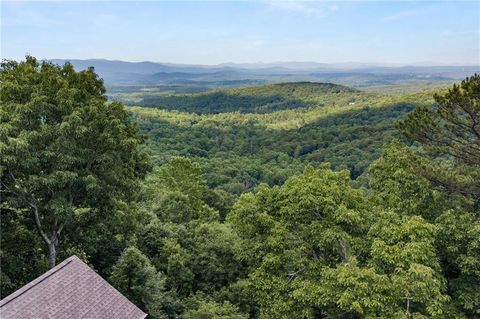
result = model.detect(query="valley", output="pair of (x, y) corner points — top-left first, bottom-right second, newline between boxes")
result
(2, 58), (478, 319)
(127, 82), (435, 196)
(2, 1), (479, 317)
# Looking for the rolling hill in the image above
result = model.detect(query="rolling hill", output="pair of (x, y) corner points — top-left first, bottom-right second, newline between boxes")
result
(120, 82), (364, 114)
(127, 82), (437, 194)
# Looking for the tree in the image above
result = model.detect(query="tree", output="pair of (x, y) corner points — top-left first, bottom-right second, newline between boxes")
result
(0, 206), (47, 296)
(142, 157), (217, 223)
(137, 220), (195, 298)
(435, 211), (480, 316)
(398, 74), (480, 201)
(190, 222), (246, 293)
(396, 75), (480, 316)
(228, 166), (368, 318)
(181, 297), (248, 319)
(228, 166), (450, 318)
(368, 141), (452, 219)
(110, 246), (176, 319)
(155, 156), (206, 201)
(0, 57), (151, 267)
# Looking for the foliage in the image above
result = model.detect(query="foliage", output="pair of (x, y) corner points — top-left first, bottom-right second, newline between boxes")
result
(134, 82), (363, 114)
(0, 57), (151, 271)
(396, 75), (480, 316)
(398, 74), (480, 201)
(0, 207), (47, 295)
(369, 142), (479, 317)
(134, 156), (252, 317)
(180, 296), (248, 319)
(110, 246), (177, 319)
(368, 141), (451, 218)
(229, 166), (453, 318)
(2, 58), (478, 318)
(129, 89), (433, 194)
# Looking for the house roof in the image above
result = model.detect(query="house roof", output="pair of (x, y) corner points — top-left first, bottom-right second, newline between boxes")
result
(0, 255), (147, 319)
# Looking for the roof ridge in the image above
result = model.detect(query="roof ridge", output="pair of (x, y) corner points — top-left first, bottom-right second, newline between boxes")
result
(0, 255), (79, 307)
(0, 255), (147, 319)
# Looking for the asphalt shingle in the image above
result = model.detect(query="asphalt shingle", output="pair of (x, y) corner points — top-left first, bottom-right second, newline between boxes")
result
(0, 255), (147, 319)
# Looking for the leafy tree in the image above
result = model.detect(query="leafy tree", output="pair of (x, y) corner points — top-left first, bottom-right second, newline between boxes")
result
(181, 297), (248, 319)
(190, 222), (246, 293)
(137, 220), (195, 298)
(155, 157), (206, 200)
(368, 141), (452, 219)
(110, 246), (177, 319)
(369, 142), (479, 317)
(0, 57), (151, 267)
(142, 157), (217, 223)
(228, 166), (367, 318)
(435, 211), (480, 316)
(229, 166), (451, 318)
(134, 156), (253, 315)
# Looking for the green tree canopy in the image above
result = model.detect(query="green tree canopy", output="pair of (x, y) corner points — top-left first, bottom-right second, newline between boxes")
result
(0, 57), (151, 267)
(228, 166), (450, 318)
(398, 74), (480, 201)
(181, 297), (248, 319)
(110, 246), (176, 319)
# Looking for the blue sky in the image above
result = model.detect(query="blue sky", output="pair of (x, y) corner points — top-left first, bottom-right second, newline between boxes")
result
(1, 1), (479, 65)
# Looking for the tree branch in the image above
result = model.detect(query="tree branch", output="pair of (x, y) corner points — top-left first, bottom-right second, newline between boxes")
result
(31, 202), (51, 245)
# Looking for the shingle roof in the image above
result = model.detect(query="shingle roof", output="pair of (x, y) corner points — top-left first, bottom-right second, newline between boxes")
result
(0, 255), (147, 319)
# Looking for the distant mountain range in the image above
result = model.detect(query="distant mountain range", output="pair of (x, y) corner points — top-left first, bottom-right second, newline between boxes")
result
(49, 59), (479, 89)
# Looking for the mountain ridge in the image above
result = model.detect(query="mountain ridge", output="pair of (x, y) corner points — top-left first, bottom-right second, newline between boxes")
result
(48, 58), (479, 90)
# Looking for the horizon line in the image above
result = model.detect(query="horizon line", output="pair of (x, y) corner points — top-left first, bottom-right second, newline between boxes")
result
(9, 56), (480, 68)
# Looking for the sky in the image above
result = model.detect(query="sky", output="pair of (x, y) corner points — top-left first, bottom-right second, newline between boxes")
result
(1, 1), (479, 65)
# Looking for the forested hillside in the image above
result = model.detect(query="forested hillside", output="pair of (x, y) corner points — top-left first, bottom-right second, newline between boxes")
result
(1, 59), (479, 318)
(122, 82), (363, 114)
(128, 84), (435, 195)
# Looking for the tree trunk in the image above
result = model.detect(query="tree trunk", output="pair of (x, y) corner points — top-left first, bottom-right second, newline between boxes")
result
(312, 306), (324, 319)
(47, 232), (59, 268)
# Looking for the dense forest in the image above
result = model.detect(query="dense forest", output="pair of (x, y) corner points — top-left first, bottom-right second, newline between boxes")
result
(128, 83), (433, 194)
(1, 58), (479, 318)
